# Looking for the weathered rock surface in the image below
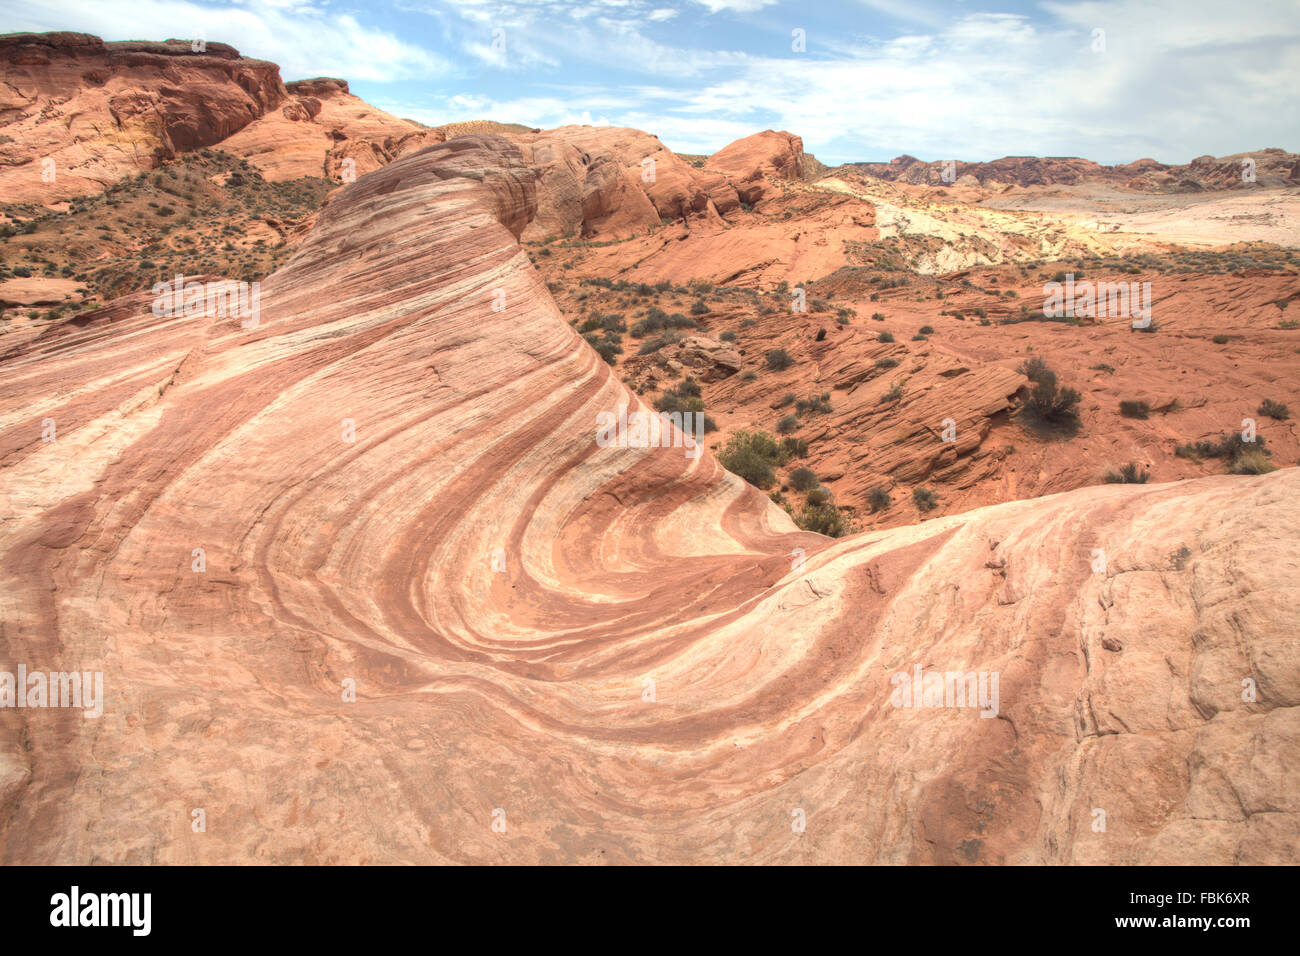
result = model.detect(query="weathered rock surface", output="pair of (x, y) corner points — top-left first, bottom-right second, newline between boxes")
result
(706, 129), (806, 203)
(852, 148), (1300, 192)
(0, 135), (1295, 864)
(504, 125), (740, 241)
(0, 32), (286, 200)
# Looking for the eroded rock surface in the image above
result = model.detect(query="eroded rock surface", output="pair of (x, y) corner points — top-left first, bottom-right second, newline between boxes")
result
(0, 135), (1295, 864)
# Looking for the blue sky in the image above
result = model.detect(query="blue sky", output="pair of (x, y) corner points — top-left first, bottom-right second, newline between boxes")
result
(5, 0), (1297, 165)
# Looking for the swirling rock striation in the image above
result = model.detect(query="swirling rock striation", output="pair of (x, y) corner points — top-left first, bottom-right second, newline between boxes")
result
(0, 135), (1295, 864)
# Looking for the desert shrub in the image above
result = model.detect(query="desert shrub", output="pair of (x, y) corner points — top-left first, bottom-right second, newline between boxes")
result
(875, 357), (899, 369)
(1258, 399), (1289, 420)
(868, 487), (892, 512)
(1105, 462), (1150, 483)
(719, 330), (737, 342)
(1212, 334), (1230, 345)
(919, 325), (934, 334)
(777, 414), (801, 434)
(1018, 356), (1053, 384)
(578, 312), (626, 334)
(1017, 359), (1080, 428)
(881, 382), (904, 404)
(691, 300), (710, 315)
(780, 437), (808, 458)
(1026, 377), (1081, 427)
(740, 319), (757, 328)
(788, 467), (819, 492)
(654, 377), (716, 432)
(1091, 363), (1116, 374)
(871, 312), (886, 321)
(718, 431), (787, 488)
(739, 370), (757, 381)
(1119, 400), (1150, 419)
(1230, 450), (1275, 474)
(637, 330), (684, 354)
(777, 393), (795, 408)
(795, 392), (832, 415)
(632, 308), (698, 336)
(796, 503), (846, 537)
(583, 327), (623, 364)
(913, 487), (939, 512)
(1176, 432), (1269, 466)
(11, 266), (31, 277)
(911, 333), (927, 341)
(805, 485), (832, 507)
(765, 348), (794, 371)
(878, 331), (895, 343)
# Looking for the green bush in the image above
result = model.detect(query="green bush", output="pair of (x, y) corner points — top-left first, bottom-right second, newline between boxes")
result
(777, 414), (801, 434)
(718, 431), (787, 488)
(1119, 400), (1150, 419)
(654, 378), (716, 432)
(781, 437), (808, 458)
(1105, 462), (1150, 483)
(796, 503), (846, 537)
(795, 392), (832, 415)
(919, 325), (934, 334)
(878, 331), (895, 343)
(789, 467), (818, 491)
(1258, 399), (1289, 420)
(632, 308), (698, 336)
(868, 486), (892, 512)
(765, 349), (794, 371)
(805, 485), (831, 507)
(913, 487), (939, 512)
(875, 357), (899, 369)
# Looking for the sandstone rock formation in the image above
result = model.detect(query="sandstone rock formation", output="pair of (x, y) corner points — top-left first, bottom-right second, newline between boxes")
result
(1, 135), (1295, 864)
(0, 32), (285, 201)
(0, 33), (446, 198)
(219, 76), (443, 182)
(505, 125), (739, 240)
(851, 149), (1300, 192)
(706, 129), (806, 203)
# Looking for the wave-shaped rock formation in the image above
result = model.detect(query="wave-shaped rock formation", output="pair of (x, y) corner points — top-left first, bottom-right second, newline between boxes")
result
(1, 135), (1296, 864)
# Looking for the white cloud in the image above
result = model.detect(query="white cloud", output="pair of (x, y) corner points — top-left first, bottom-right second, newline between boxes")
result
(685, 0), (779, 13)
